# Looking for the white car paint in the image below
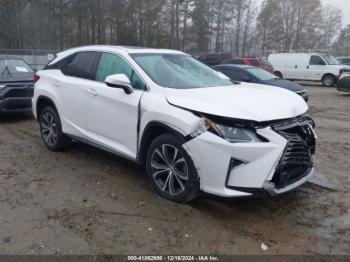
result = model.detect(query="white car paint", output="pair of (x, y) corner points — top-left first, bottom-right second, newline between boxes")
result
(165, 83), (308, 122)
(268, 52), (350, 81)
(33, 45), (316, 199)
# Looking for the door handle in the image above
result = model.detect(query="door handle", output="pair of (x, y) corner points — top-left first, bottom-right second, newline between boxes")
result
(307, 66), (310, 69)
(87, 88), (98, 96)
(295, 65), (298, 69)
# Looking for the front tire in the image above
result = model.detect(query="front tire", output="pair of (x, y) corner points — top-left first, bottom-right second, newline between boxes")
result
(39, 106), (70, 151)
(322, 75), (336, 87)
(146, 134), (199, 203)
(274, 71), (283, 78)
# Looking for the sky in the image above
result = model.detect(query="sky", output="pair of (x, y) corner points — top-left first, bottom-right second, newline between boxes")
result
(256, 0), (350, 27)
(322, 0), (350, 27)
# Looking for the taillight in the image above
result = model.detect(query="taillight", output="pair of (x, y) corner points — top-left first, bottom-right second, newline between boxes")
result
(33, 74), (40, 83)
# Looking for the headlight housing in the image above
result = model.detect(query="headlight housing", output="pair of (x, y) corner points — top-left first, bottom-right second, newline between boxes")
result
(204, 117), (264, 143)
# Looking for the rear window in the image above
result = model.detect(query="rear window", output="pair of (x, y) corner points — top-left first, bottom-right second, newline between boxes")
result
(248, 59), (259, 66)
(64, 52), (101, 80)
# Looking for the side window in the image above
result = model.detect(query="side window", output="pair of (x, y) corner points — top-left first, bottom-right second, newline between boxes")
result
(222, 69), (246, 81)
(64, 52), (100, 80)
(249, 59), (259, 66)
(44, 54), (74, 71)
(310, 56), (326, 66)
(344, 58), (350, 64)
(96, 53), (146, 90)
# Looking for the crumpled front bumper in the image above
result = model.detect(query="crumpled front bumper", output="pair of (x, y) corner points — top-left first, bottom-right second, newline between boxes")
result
(183, 127), (314, 198)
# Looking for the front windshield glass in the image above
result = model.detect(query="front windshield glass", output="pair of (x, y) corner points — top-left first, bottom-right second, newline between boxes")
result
(0, 59), (33, 76)
(130, 53), (233, 89)
(247, 67), (277, 81)
(261, 58), (272, 66)
(322, 54), (340, 65)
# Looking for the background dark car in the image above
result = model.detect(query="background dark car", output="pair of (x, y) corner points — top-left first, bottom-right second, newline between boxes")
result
(337, 73), (350, 92)
(213, 64), (309, 102)
(337, 57), (350, 66)
(0, 58), (35, 113)
(221, 56), (274, 73)
(198, 52), (232, 66)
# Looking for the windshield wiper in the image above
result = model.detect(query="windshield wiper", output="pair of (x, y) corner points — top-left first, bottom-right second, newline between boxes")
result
(1, 60), (12, 78)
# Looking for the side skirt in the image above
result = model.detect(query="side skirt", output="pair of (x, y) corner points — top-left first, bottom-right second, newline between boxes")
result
(67, 134), (141, 165)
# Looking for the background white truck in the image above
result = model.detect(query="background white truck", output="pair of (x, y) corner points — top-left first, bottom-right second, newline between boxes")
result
(268, 53), (350, 87)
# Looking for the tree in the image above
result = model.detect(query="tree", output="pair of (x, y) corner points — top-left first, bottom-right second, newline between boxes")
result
(332, 24), (350, 56)
(320, 5), (342, 49)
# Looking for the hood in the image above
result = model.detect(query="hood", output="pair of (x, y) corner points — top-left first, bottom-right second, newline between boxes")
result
(165, 83), (308, 122)
(264, 79), (304, 92)
(333, 64), (350, 70)
(0, 73), (33, 84)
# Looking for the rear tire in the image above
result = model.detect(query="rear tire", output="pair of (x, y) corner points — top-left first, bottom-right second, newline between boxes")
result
(274, 71), (283, 78)
(322, 74), (336, 87)
(39, 106), (70, 151)
(145, 134), (200, 203)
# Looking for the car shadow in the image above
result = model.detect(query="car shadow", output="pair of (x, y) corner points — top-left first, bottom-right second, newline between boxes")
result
(0, 112), (34, 123)
(189, 188), (302, 222)
(69, 140), (145, 178)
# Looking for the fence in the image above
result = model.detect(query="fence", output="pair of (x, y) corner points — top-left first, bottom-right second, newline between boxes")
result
(0, 49), (61, 70)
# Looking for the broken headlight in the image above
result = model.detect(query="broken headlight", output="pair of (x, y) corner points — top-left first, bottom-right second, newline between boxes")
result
(204, 117), (263, 143)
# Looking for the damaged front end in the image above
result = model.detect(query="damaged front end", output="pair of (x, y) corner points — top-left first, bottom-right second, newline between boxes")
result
(183, 112), (317, 198)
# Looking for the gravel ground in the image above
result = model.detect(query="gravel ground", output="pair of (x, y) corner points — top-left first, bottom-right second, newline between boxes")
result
(0, 84), (349, 255)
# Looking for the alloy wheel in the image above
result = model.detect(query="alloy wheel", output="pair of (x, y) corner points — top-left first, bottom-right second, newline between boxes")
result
(150, 144), (189, 196)
(324, 77), (334, 87)
(41, 112), (58, 147)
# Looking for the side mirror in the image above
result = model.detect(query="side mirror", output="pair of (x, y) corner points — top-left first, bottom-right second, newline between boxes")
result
(105, 74), (134, 94)
(318, 61), (326, 66)
(243, 77), (252, 82)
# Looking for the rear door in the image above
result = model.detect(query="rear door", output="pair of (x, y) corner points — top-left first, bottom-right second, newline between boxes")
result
(85, 52), (146, 159)
(54, 51), (100, 138)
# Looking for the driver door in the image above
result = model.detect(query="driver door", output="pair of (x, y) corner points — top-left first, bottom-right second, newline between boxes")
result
(85, 52), (146, 160)
(307, 55), (327, 81)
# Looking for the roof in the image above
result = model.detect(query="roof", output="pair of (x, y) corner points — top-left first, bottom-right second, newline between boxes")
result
(57, 45), (185, 56)
(213, 64), (254, 69)
(269, 52), (328, 56)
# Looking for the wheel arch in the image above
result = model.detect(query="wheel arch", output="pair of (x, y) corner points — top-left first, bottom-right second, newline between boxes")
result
(321, 73), (336, 81)
(321, 73), (337, 86)
(138, 121), (188, 165)
(274, 71), (283, 78)
(36, 96), (59, 120)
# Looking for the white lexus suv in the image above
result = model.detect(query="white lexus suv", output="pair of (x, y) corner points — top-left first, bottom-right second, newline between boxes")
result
(32, 46), (317, 202)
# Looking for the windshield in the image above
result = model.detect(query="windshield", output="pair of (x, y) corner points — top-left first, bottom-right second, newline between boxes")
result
(247, 67), (277, 81)
(322, 54), (340, 65)
(261, 58), (272, 67)
(0, 59), (33, 77)
(131, 53), (233, 89)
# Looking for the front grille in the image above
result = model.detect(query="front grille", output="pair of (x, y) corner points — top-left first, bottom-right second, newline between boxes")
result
(4, 87), (34, 99)
(271, 116), (316, 189)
